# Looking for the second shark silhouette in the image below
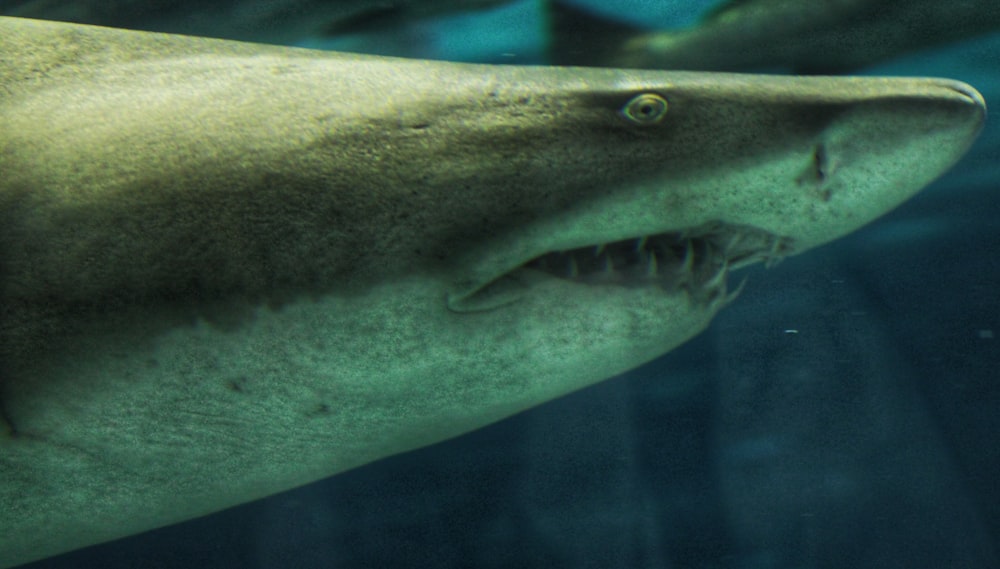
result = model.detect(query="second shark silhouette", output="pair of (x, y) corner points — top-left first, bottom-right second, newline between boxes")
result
(551, 0), (1000, 73)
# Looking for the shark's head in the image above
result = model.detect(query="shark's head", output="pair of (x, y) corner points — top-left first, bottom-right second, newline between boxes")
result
(427, 68), (985, 386)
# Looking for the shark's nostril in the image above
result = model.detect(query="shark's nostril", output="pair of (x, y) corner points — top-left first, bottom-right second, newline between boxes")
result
(796, 142), (835, 199)
(813, 143), (829, 183)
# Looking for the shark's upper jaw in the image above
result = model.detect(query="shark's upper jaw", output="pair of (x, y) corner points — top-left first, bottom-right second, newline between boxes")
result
(446, 76), (985, 315)
(524, 221), (790, 289)
(447, 220), (792, 313)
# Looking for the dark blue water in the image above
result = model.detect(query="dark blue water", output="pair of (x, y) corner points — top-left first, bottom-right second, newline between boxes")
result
(13, 2), (1000, 568)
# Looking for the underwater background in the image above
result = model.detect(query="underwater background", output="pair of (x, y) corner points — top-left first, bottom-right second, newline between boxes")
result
(7, 1), (999, 567)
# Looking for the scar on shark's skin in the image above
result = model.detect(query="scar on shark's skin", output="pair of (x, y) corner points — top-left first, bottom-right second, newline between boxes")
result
(226, 377), (249, 393)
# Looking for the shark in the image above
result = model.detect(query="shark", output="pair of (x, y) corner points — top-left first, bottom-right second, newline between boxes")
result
(0, 15), (985, 568)
(0, 0), (512, 44)
(550, 0), (1000, 74)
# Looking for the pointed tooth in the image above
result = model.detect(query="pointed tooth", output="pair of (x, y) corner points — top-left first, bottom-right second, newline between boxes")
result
(594, 243), (606, 256)
(647, 251), (658, 277)
(730, 254), (759, 271)
(603, 253), (613, 274)
(765, 238), (786, 268)
(724, 277), (749, 305)
(724, 233), (743, 255)
(705, 259), (728, 290)
(635, 236), (648, 251)
(680, 240), (694, 274)
(568, 255), (579, 278)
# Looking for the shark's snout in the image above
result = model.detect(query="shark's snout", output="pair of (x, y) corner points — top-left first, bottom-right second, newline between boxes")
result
(923, 79), (988, 144)
(942, 79), (988, 117)
(732, 76), (987, 255)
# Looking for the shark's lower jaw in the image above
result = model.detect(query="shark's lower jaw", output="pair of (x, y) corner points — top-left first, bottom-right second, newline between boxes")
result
(448, 221), (792, 313)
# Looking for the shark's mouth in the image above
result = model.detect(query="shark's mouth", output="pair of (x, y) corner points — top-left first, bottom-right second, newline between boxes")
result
(448, 221), (792, 313)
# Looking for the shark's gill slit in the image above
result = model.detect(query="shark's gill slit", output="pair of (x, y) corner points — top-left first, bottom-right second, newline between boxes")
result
(448, 222), (793, 313)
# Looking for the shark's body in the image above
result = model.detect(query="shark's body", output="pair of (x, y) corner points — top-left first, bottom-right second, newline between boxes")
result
(0, 0), (510, 44)
(0, 16), (985, 568)
(551, 0), (1000, 73)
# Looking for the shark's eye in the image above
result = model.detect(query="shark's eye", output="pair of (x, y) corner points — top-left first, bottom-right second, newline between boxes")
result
(621, 93), (668, 125)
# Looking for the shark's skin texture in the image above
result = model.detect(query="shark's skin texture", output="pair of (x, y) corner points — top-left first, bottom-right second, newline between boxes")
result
(0, 16), (985, 568)
(551, 0), (1000, 74)
(0, 0), (511, 44)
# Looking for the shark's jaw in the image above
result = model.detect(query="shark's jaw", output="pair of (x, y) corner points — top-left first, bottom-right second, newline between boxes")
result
(447, 221), (792, 313)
